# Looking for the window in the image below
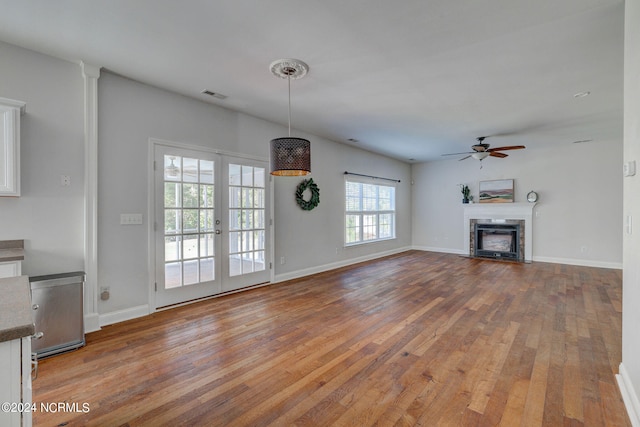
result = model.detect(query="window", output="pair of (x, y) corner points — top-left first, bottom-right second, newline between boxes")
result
(345, 178), (396, 245)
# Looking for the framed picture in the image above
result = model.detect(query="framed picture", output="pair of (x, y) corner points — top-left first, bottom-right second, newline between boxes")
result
(479, 179), (514, 203)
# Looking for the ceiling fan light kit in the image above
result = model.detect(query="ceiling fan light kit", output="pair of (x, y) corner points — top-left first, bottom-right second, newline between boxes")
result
(472, 152), (490, 160)
(269, 58), (311, 177)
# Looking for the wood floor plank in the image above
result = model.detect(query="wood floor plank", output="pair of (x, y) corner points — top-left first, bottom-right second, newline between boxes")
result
(31, 251), (630, 426)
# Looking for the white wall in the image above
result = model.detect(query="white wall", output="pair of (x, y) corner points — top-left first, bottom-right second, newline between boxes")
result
(272, 135), (411, 281)
(619, 0), (640, 423)
(98, 71), (412, 315)
(0, 40), (85, 275)
(412, 139), (622, 268)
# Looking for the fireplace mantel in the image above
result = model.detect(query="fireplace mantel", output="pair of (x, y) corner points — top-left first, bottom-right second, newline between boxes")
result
(463, 202), (536, 261)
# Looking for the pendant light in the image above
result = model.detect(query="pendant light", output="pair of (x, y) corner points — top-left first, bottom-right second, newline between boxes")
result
(269, 59), (311, 176)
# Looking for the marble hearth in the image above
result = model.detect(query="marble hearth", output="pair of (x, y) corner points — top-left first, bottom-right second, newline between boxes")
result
(463, 202), (536, 261)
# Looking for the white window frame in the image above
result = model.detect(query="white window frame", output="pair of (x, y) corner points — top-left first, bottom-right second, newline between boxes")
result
(344, 175), (396, 246)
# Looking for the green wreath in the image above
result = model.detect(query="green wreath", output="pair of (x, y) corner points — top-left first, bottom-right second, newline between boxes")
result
(295, 178), (320, 211)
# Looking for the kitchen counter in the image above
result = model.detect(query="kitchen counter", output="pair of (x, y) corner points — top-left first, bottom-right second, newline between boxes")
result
(0, 240), (25, 263)
(0, 276), (34, 343)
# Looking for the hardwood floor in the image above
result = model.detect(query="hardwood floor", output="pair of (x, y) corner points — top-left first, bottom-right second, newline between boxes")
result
(32, 251), (630, 426)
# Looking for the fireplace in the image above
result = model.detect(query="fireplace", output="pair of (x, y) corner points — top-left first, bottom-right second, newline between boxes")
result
(463, 203), (535, 262)
(474, 222), (521, 260)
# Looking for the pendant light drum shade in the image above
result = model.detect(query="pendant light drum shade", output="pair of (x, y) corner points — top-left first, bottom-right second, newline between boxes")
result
(270, 137), (311, 176)
(269, 58), (311, 176)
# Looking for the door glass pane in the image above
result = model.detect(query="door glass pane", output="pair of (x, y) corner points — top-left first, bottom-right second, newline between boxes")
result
(200, 234), (215, 257)
(254, 168), (265, 188)
(229, 164), (241, 186)
(200, 258), (214, 282)
(165, 209), (181, 234)
(183, 210), (199, 233)
(201, 185), (214, 208)
(164, 156), (181, 181)
(200, 160), (214, 184)
(165, 262), (182, 288)
(228, 164), (266, 278)
(254, 230), (265, 250)
(254, 251), (266, 272)
(229, 187), (241, 208)
(183, 158), (198, 183)
(242, 188), (253, 208)
(243, 209), (253, 229)
(165, 182), (180, 207)
(254, 210), (264, 229)
(183, 183), (198, 208)
(229, 255), (242, 277)
(165, 236), (181, 261)
(243, 253), (254, 274)
(200, 209), (214, 232)
(229, 209), (241, 231)
(254, 189), (264, 208)
(243, 231), (253, 251)
(242, 166), (253, 186)
(163, 153), (217, 290)
(183, 234), (199, 260)
(229, 231), (241, 254)
(184, 260), (199, 285)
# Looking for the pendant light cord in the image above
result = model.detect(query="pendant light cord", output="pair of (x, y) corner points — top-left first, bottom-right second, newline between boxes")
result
(287, 75), (292, 137)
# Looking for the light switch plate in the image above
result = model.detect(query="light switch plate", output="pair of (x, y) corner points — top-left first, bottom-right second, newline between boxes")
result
(120, 213), (143, 225)
(623, 160), (636, 177)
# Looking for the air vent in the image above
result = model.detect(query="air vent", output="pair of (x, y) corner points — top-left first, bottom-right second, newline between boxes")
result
(573, 91), (590, 98)
(201, 90), (227, 100)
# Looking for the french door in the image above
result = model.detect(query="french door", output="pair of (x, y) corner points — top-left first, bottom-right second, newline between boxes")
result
(153, 143), (270, 308)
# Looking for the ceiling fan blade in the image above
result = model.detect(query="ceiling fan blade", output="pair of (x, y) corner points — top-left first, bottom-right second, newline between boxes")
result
(490, 152), (508, 158)
(458, 155), (472, 161)
(441, 151), (474, 156)
(487, 145), (525, 152)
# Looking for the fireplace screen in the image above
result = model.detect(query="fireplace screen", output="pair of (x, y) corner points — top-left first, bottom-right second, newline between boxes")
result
(474, 223), (520, 260)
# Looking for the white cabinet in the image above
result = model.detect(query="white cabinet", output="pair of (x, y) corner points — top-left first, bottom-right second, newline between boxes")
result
(0, 97), (26, 197)
(0, 275), (33, 427)
(0, 337), (32, 427)
(0, 261), (22, 278)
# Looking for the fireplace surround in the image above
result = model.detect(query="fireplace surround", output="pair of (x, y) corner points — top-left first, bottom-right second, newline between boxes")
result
(463, 203), (535, 262)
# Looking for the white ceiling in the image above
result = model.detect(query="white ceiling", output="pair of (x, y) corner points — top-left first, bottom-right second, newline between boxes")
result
(0, 0), (624, 162)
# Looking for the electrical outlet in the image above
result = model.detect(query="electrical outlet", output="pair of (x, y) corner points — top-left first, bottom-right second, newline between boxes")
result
(280, 256), (286, 265)
(60, 175), (71, 186)
(100, 287), (110, 301)
(580, 245), (588, 254)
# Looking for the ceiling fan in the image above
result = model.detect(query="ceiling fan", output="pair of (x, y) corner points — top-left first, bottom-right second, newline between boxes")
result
(442, 137), (525, 163)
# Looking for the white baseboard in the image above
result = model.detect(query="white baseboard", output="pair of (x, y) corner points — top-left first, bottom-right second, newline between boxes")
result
(411, 245), (466, 255)
(99, 304), (150, 327)
(412, 246), (622, 269)
(532, 256), (622, 270)
(274, 246), (412, 283)
(84, 312), (101, 333)
(617, 363), (640, 427)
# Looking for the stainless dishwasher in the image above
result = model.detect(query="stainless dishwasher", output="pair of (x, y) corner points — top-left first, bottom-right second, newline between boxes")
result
(29, 272), (85, 358)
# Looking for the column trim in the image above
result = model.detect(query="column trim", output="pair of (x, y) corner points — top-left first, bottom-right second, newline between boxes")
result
(81, 61), (101, 333)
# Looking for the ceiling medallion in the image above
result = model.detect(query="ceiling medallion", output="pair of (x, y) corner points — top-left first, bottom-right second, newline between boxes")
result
(270, 59), (309, 80)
